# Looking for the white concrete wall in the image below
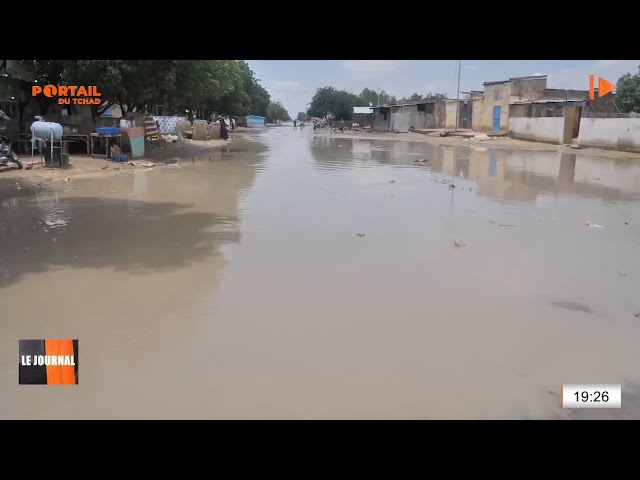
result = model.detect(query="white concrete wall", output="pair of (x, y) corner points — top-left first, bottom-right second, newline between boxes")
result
(578, 118), (640, 152)
(508, 117), (565, 144)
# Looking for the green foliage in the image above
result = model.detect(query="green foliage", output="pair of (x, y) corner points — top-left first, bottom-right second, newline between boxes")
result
(267, 101), (290, 122)
(296, 111), (307, 121)
(308, 87), (358, 120)
(616, 67), (640, 113)
(19, 59), (270, 118)
(356, 88), (393, 106)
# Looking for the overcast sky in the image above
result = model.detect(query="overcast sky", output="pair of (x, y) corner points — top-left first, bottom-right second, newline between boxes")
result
(246, 60), (640, 117)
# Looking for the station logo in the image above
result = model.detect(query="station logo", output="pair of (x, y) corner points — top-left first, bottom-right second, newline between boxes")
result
(31, 85), (102, 105)
(19, 339), (78, 385)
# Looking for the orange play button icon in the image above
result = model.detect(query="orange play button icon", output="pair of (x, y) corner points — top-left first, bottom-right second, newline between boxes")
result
(598, 77), (616, 98)
(590, 75), (616, 100)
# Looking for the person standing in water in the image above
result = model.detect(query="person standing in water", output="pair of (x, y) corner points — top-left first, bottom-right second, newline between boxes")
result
(219, 117), (229, 140)
(293, 119), (297, 128)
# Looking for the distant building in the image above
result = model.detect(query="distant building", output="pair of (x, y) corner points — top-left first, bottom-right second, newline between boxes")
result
(372, 99), (447, 133)
(352, 106), (373, 128)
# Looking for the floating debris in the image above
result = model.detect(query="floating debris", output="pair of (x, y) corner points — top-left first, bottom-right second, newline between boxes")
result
(356, 233), (366, 238)
(489, 220), (497, 224)
(635, 313), (640, 318)
(585, 221), (605, 228)
(389, 180), (396, 184)
(414, 158), (428, 163)
(453, 240), (467, 247)
(102, 165), (109, 169)
(448, 184), (455, 189)
(619, 270), (627, 277)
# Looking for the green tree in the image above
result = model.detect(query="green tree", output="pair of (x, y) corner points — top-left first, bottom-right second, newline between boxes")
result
(267, 101), (290, 123)
(616, 66), (640, 113)
(307, 86), (358, 120)
(357, 88), (396, 106)
(214, 61), (271, 117)
(296, 112), (307, 121)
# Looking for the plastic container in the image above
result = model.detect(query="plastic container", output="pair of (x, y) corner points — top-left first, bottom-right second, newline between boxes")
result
(111, 153), (128, 163)
(96, 127), (121, 135)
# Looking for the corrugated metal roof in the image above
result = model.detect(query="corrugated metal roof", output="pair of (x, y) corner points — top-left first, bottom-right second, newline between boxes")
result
(510, 98), (586, 105)
(483, 75), (547, 86)
(353, 106), (373, 114)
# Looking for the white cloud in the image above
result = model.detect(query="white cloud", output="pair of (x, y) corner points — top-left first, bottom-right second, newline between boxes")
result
(342, 60), (400, 73)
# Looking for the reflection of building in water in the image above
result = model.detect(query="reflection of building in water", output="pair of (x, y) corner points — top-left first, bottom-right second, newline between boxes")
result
(462, 148), (640, 203)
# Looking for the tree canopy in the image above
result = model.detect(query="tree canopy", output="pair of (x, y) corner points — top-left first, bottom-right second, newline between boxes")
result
(307, 87), (358, 120)
(267, 101), (291, 123)
(19, 60), (271, 118)
(616, 66), (640, 113)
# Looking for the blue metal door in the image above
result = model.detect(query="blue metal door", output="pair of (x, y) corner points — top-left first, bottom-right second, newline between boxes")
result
(492, 106), (501, 133)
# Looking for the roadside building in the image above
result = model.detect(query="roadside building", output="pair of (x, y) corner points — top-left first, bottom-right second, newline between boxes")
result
(372, 99), (447, 133)
(506, 87), (634, 150)
(471, 75), (548, 133)
(352, 106), (373, 128)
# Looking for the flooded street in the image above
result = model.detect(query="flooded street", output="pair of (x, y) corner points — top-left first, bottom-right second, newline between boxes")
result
(2, 127), (640, 419)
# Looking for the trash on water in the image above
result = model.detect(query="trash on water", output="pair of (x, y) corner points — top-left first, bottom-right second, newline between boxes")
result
(473, 134), (492, 141)
(585, 221), (605, 228)
(619, 270), (627, 277)
(454, 240), (467, 248)
(356, 233), (366, 238)
(448, 184), (455, 189)
(389, 180), (396, 184)
(414, 158), (428, 163)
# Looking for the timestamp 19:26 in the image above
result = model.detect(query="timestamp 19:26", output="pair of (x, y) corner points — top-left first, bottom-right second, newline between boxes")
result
(561, 384), (622, 409)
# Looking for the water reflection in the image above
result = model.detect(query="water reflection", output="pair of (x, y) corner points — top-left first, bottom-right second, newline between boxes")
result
(312, 136), (640, 204)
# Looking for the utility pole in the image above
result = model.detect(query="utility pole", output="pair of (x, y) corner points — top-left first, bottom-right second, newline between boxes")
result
(454, 60), (461, 132)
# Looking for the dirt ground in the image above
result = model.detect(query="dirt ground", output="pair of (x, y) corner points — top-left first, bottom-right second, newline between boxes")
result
(0, 136), (233, 186)
(315, 129), (640, 161)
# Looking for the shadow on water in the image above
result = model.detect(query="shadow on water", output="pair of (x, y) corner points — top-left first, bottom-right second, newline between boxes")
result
(0, 196), (239, 288)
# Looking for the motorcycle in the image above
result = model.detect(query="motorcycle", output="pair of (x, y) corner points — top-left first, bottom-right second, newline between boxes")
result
(0, 109), (23, 169)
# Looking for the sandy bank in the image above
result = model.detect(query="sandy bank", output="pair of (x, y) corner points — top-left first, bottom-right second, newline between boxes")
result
(0, 136), (234, 186)
(315, 130), (640, 161)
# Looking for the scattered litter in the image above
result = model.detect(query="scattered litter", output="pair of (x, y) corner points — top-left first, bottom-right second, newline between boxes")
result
(52, 238), (56, 242)
(498, 224), (519, 227)
(356, 233), (366, 238)
(585, 221), (605, 228)
(569, 144), (580, 149)
(472, 134), (492, 141)
(129, 160), (156, 168)
(101, 165), (109, 169)
(64, 178), (70, 182)
(448, 184), (455, 189)
(635, 313), (640, 318)
(414, 158), (428, 163)
(625, 222), (629, 225)
(389, 180), (396, 184)
(453, 240), (467, 247)
(468, 188), (472, 191)
(619, 270), (627, 277)
(489, 220), (497, 224)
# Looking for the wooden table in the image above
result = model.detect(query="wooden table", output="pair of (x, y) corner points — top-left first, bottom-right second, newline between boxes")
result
(90, 133), (122, 160)
(63, 134), (90, 155)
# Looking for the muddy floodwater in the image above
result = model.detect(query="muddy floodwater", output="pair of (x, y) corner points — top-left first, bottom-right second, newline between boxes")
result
(2, 128), (640, 419)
